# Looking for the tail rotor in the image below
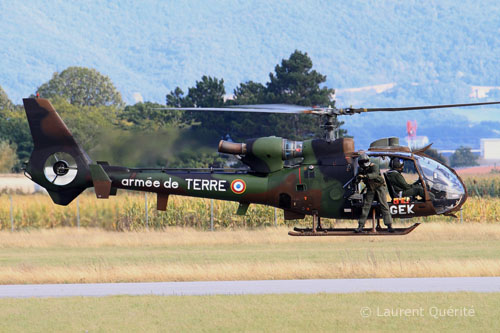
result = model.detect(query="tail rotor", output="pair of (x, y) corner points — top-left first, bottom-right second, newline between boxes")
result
(43, 152), (79, 186)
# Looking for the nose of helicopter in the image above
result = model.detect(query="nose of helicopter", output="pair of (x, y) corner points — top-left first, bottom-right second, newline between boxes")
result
(415, 155), (467, 215)
(431, 181), (467, 215)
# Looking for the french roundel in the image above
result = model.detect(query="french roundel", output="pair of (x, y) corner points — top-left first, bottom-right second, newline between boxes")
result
(231, 179), (246, 194)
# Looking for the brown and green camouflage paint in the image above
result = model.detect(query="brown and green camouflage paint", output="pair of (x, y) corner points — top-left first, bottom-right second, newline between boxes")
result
(22, 98), (466, 221)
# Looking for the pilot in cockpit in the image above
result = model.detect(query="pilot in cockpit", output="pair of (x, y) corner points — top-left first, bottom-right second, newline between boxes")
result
(386, 158), (434, 201)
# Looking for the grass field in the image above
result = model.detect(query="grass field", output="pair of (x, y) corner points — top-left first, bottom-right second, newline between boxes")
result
(2, 179), (498, 332)
(0, 292), (498, 332)
(1, 224), (500, 284)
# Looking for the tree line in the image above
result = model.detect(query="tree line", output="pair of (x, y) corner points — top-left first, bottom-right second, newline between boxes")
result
(0, 50), (477, 172)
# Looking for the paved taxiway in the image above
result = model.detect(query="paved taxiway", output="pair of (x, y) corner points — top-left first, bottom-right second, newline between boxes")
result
(1, 277), (499, 298)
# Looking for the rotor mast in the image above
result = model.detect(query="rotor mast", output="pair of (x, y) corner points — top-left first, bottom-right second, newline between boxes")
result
(320, 100), (340, 141)
(322, 113), (338, 141)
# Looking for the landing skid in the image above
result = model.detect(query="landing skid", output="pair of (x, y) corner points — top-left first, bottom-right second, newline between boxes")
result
(289, 209), (420, 236)
(288, 223), (420, 236)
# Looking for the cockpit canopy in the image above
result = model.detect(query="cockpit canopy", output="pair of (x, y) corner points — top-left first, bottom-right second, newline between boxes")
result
(367, 152), (466, 215)
(414, 155), (466, 214)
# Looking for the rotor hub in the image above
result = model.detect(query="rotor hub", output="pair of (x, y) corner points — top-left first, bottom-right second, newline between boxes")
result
(53, 160), (70, 176)
(43, 152), (78, 186)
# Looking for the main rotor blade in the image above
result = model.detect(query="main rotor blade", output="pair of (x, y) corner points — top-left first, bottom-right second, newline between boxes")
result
(348, 101), (500, 113)
(156, 104), (319, 114)
(157, 100), (500, 116)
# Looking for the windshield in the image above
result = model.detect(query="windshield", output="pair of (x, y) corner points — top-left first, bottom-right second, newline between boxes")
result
(414, 155), (466, 214)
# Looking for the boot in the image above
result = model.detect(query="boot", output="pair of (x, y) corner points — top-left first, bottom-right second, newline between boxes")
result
(387, 224), (395, 233)
(354, 223), (365, 233)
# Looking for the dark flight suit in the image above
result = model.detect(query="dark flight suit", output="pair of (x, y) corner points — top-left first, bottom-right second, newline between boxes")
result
(385, 169), (425, 199)
(357, 163), (393, 228)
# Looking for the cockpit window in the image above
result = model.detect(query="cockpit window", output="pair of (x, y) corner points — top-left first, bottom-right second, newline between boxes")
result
(414, 155), (466, 214)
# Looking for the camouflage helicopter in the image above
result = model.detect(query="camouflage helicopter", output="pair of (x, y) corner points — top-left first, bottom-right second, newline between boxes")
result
(22, 97), (500, 236)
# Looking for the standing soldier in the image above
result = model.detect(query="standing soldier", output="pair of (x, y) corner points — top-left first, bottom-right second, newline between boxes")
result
(355, 153), (394, 233)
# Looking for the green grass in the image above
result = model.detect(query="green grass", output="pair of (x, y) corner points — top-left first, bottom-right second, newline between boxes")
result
(0, 293), (498, 332)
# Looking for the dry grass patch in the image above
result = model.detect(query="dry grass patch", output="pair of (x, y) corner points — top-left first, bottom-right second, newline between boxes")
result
(0, 223), (500, 283)
(0, 227), (297, 248)
(1, 222), (500, 249)
(2, 259), (500, 284)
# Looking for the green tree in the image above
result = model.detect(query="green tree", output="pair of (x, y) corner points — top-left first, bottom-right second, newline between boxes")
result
(265, 50), (334, 106)
(187, 76), (225, 107)
(233, 81), (266, 105)
(0, 141), (18, 173)
(48, 97), (120, 152)
(231, 50), (337, 139)
(449, 146), (479, 167)
(166, 87), (187, 107)
(166, 76), (225, 108)
(166, 51), (343, 144)
(166, 76), (228, 144)
(120, 101), (184, 131)
(37, 67), (124, 107)
(0, 86), (13, 111)
(0, 106), (33, 168)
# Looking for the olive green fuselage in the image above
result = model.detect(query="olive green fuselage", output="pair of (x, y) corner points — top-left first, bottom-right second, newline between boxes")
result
(107, 163), (351, 219)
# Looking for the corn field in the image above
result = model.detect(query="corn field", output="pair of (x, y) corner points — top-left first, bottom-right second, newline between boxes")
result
(0, 190), (499, 231)
(463, 175), (500, 197)
(0, 192), (283, 231)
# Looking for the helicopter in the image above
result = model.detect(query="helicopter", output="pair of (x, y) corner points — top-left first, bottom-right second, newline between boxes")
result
(21, 97), (500, 236)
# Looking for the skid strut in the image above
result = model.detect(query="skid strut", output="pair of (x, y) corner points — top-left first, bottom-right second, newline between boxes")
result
(312, 212), (322, 232)
(371, 209), (376, 232)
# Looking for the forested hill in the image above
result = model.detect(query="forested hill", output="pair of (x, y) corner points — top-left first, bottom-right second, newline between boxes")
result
(1, 0), (500, 150)
(2, 0), (500, 106)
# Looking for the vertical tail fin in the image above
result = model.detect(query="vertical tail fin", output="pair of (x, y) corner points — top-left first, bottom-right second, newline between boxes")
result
(23, 98), (92, 205)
